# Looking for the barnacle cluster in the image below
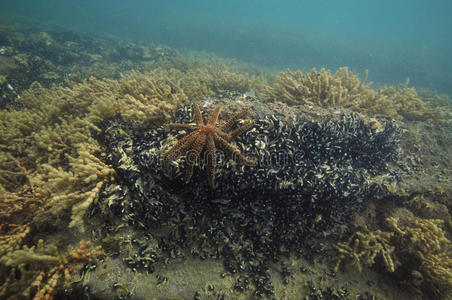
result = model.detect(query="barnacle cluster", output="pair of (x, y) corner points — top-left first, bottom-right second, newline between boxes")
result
(96, 100), (401, 296)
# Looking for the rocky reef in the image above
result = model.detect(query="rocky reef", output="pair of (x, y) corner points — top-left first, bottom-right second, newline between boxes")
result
(83, 98), (400, 297)
(0, 20), (451, 300)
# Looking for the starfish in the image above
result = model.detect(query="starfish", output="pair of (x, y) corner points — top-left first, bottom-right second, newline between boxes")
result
(162, 103), (257, 188)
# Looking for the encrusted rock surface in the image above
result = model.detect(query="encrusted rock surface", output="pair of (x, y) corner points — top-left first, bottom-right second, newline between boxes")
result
(84, 97), (403, 297)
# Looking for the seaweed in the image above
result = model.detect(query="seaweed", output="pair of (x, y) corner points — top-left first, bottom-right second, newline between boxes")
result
(265, 68), (450, 121)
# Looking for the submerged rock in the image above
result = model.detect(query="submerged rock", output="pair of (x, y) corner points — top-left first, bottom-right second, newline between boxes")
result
(93, 98), (401, 296)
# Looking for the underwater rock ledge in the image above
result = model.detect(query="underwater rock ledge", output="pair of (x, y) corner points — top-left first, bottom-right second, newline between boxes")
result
(87, 98), (402, 297)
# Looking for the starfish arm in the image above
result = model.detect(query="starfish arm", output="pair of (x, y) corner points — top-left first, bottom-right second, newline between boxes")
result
(215, 129), (232, 141)
(206, 135), (216, 188)
(219, 109), (246, 131)
(207, 105), (222, 126)
(185, 133), (207, 184)
(166, 123), (198, 131)
(214, 135), (257, 166)
(162, 130), (198, 174)
(228, 121), (254, 140)
(193, 103), (204, 126)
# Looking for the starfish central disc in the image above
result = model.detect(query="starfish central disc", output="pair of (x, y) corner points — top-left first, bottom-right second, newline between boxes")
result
(162, 103), (257, 188)
(199, 125), (216, 135)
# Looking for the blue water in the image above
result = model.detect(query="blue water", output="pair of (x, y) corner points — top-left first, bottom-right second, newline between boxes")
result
(2, 0), (452, 93)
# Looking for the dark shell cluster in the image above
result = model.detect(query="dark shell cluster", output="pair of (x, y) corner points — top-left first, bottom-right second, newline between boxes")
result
(95, 103), (401, 296)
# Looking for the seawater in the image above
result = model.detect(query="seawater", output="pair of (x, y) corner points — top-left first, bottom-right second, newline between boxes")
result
(1, 0), (452, 93)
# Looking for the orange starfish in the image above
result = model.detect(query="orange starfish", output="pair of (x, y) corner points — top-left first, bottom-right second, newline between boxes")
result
(162, 103), (257, 188)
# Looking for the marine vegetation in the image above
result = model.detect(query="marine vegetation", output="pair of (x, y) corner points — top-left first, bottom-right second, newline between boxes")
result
(0, 23), (451, 299)
(0, 19), (268, 110)
(0, 239), (103, 299)
(388, 214), (452, 299)
(335, 212), (452, 299)
(265, 68), (450, 121)
(0, 69), (182, 299)
(0, 43), (269, 298)
(333, 225), (396, 273)
(0, 20), (181, 92)
(265, 67), (368, 107)
(163, 103), (256, 188)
